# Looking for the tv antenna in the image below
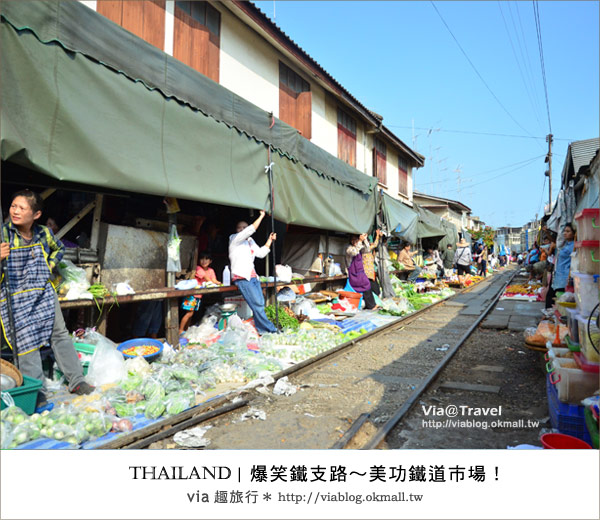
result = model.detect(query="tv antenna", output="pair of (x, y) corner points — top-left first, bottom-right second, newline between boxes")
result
(454, 164), (463, 198)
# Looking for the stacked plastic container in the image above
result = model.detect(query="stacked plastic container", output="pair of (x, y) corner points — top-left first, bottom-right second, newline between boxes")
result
(547, 209), (599, 437)
(573, 209), (600, 360)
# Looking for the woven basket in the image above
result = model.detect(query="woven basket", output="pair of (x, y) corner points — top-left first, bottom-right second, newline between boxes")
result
(0, 358), (23, 387)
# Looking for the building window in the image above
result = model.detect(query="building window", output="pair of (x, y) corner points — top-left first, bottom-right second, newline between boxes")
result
(373, 138), (387, 186)
(97, 1), (166, 50)
(279, 62), (312, 139)
(337, 108), (357, 167)
(173, 1), (220, 82)
(398, 155), (408, 196)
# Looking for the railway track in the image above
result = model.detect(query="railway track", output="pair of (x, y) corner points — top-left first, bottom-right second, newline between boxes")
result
(102, 268), (517, 450)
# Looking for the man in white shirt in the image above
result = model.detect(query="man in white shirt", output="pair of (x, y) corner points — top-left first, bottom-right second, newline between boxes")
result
(229, 210), (278, 334)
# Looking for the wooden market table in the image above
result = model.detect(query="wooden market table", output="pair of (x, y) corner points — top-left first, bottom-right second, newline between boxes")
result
(59, 274), (349, 344)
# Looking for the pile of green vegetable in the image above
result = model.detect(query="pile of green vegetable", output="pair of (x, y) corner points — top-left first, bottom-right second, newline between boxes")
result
(1, 405), (113, 448)
(265, 304), (300, 331)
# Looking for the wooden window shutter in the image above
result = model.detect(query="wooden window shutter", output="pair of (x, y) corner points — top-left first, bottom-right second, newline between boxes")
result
(174, 1), (220, 82)
(297, 91), (312, 139)
(279, 62), (311, 139)
(337, 108), (357, 167)
(374, 139), (387, 185)
(398, 167), (408, 195)
(97, 1), (124, 25)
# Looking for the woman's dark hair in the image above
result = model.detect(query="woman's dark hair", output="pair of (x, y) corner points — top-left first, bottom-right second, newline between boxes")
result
(564, 223), (574, 233)
(12, 189), (43, 214)
(349, 234), (360, 244)
(198, 252), (212, 261)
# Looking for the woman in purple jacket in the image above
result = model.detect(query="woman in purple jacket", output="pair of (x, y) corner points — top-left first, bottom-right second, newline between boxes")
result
(345, 234), (377, 310)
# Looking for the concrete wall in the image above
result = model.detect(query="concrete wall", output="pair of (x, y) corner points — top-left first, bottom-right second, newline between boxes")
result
(219, 7), (280, 116)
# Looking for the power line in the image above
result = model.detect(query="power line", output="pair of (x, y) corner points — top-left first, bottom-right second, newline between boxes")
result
(533, 0), (552, 133)
(430, 1), (536, 138)
(513, 1), (546, 128)
(416, 154), (545, 186)
(498, 1), (544, 133)
(441, 157), (542, 194)
(387, 124), (574, 141)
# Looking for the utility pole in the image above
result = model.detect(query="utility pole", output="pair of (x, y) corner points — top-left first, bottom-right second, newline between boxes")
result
(545, 134), (553, 212)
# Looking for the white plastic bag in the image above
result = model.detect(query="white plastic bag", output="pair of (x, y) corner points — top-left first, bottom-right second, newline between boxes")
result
(167, 226), (181, 273)
(85, 332), (126, 386)
(57, 259), (91, 299)
(275, 264), (293, 283)
(113, 282), (135, 296)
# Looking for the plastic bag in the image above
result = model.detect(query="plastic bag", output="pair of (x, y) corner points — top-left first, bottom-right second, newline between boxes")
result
(0, 403), (29, 425)
(277, 287), (296, 302)
(144, 398), (166, 420)
(85, 331), (126, 386)
(141, 377), (166, 401)
(120, 373), (144, 392)
(56, 260), (92, 300)
(184, 315), (219, 345)
(275, 264), (293, 283)
(1, 420), (14, 449)
(165, 391), (193, 417)
(524, 321), (568, 346)
(124, 356), (152, 378)
(10, 421), (41, 446)
(167, 226), (181, 273)
(113, 281), (135, 295)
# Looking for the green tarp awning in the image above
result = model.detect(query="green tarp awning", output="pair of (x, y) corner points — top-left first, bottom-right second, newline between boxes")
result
(437, 220), (460, 250)
(415, 204), (446, 240)
(0, 0), (376, 196)
(0, 17), (376, 234)
(381, 192), (418, 244)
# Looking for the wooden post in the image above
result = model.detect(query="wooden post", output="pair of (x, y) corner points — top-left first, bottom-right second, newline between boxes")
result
(90, 194), (104, 251)
(165, 212), (179, 345)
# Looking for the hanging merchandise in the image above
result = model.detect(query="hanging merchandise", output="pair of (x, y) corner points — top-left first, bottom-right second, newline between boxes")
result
(166, 226), (182, 273)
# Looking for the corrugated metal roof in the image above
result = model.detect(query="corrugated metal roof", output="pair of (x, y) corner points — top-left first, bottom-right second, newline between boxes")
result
(413, 191), (472, 213)
(561, 137), (600, 183)
(232, 1), (425, 167)
(571, 138), (600, 175)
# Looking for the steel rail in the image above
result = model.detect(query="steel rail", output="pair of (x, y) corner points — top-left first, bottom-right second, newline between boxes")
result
(360, 269), (518, 449)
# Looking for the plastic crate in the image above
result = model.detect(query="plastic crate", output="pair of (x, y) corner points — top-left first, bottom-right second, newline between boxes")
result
(546, 375), (592, 445)
(549, 357), (600, 403)
(55, 361), (90, 380)
(73, 342), (96, 356)
(1, 375), (43, 415)
(574, 208), (600, 241)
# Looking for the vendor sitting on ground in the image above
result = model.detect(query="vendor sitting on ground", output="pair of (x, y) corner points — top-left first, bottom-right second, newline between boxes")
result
(397, 242), (422, 282)
(1, 189), (94, 409)
(346, 233), (378, 309)
(229, 210), (277, 335)
(453, 237), (472, 286)
(426, 246), (444, 278)
(179, 252), (220, 335)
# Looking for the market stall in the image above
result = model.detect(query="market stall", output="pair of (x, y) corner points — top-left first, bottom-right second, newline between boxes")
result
(1, 273), (461, 450)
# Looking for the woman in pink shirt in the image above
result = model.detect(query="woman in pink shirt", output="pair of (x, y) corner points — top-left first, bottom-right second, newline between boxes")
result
(179, 252), (220, 334)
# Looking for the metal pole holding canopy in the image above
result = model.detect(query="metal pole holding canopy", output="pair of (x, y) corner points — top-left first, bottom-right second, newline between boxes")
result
(265, 150), (279, 331)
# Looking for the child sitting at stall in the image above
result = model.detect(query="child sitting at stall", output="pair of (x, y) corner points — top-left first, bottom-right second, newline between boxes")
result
(178, 252), (220, 335)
